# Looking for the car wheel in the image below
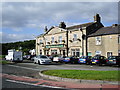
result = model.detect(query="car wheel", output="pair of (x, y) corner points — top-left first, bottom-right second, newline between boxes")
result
(71, 61), (74, 64)
(86, 62), (89, 65)
(99, 63), (102, 66)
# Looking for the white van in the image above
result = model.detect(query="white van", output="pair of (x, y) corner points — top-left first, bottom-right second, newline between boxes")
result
(5, 49), (23, 62)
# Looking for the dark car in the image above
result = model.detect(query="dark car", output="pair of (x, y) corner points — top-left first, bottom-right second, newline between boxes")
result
(62, 56), (78, 64)
(78, 56), (92, 64)
(91, 55), (107, 65)
(106, 56), (120, 66)
(23, 55), (30, 60)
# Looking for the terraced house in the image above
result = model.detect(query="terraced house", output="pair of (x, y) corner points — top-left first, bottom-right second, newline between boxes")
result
(88, 24), (120, 57)
(36, 14), (120, 57)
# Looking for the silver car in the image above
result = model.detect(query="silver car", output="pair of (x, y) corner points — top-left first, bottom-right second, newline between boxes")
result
(34, 55), (52, 65)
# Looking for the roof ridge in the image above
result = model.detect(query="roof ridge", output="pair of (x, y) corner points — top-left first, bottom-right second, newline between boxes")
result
(66, 22), (94, 28)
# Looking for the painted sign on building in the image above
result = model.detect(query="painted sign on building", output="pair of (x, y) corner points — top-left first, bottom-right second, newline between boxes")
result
(46, 44), (64, 48)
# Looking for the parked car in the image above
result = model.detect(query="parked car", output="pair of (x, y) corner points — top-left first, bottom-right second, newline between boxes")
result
(91, 55), (107, 65)
(53, 56), (65, 63)
(23, 55), (31, 60)
(34, 55), (52, 65)
(78, 56), (92, 64)
(48, 55), (54, 61)
(106, 56), (120, 66)
(31, 56), (36, 61)
(62, 56), (78, 64)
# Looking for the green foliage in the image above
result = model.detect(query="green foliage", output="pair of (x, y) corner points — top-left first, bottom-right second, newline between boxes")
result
(42, 70), (119, 81)
(0, 55), (5, 58)
(2, 40), (35, 55)
(0, 60), (9, 64)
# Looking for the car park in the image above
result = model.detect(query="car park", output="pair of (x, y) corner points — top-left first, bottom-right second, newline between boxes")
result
(34, 55), (52, 65)
(106, 56), (120, 66)
(91, 55), (107, 66)
(62, 56), (78, 64)
(78, 56), (92, 64)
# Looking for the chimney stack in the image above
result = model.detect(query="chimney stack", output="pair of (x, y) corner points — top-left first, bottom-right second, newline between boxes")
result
(94, 13), (101, 23)
(112, 24), (118, 27)
(44, 26), (48, 32)
(59, 22), (66, 29)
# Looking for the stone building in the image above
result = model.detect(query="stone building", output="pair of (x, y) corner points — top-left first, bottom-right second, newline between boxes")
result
(36, 14), (119, 57)
(88, 24), (120, 57)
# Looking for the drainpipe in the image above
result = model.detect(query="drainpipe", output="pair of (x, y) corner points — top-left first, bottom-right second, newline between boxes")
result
(66, 29), (69, 57)
(80, 28), (84, 56)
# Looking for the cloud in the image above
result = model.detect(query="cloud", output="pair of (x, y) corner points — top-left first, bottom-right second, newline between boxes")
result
(1, 2), (118, 43)
(2, 2), (118, 29)
(1, 32), (34, 43)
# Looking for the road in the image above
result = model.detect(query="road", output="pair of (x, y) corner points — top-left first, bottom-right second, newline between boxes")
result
(1, 60), (119, 89)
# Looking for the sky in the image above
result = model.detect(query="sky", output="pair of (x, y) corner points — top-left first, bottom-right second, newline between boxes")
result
(1, 0), (119, 43)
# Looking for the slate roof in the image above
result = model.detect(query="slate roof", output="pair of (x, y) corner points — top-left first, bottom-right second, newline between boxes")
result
(66, 22), (94, 30)
(88, 25), (119, 37)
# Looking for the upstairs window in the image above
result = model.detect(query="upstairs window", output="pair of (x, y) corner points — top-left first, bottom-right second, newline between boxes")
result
(59, 36), (62, 43)
(51, 37), (54, 44)
(40, 39), (43, 44)
(95, 37), (101, 45)
(45, 38), (48, 44)
(73, 34), (77, 41)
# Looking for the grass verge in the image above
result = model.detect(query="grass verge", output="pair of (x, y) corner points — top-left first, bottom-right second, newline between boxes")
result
(0, 55), (5, 59)
(42, 70), (120, 81)
(0, 60), (11, 64)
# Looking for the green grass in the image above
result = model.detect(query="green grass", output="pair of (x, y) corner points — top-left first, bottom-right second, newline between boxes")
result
(0, 55), (5, 59)
(0, 60), (10, 64)
(42, 70), (120, 81)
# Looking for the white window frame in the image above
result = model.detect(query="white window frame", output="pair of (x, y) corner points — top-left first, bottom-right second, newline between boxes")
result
(95, 36), (102, 45)
(107, 52), (112, 57)
(73, 34), (77, 41)
(51, 37), (54, 44)
(59, 36), (62, 43)
(40, 39), (43, 44)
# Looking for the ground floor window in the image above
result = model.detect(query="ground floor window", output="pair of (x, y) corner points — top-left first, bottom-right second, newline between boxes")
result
(51, 50), (57, 55)
(118, 50), (120, 56)
(40, 49), (42, 55)
(71, 49), (80, 57)
(88, 52), (92, 56)
(107, 52), (112, 57)
(63, 50), (65, 56)
(46, 50), (49, 55)
(71, 49), (75, 56)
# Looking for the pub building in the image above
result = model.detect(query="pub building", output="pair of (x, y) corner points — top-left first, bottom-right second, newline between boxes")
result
(36, 14), (120, 57)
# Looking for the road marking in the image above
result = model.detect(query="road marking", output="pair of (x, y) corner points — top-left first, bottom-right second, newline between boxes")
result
(8, 65), (41, 71)
(6, 79), (63, 89)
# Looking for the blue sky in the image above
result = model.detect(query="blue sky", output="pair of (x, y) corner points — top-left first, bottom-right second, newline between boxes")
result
(1, 0), (118, 43)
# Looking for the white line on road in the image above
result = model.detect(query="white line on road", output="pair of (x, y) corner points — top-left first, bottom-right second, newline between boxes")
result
(8, 65), (41, 71)
(6, 79), (63, 89)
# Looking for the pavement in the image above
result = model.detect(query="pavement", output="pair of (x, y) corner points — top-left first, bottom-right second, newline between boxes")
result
(1, 73), (120, 89)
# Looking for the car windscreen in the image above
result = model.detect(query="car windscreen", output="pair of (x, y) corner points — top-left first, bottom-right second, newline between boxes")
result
(108, 56), (116, 59)
(99, 56), (105, 59)
(40, 56), (47, 58)
(116, 56), (120, 59)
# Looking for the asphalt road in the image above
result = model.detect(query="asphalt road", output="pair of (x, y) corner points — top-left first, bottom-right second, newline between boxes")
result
(2, 77), (64, 90)
(1, 60), (119, 89)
